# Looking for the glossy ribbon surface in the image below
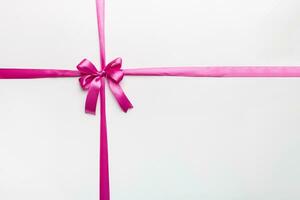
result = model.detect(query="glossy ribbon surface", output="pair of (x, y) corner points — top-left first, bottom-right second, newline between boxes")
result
(2, 0), (300, 200)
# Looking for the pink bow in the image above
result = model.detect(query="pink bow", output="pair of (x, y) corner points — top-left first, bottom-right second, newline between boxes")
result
(77, 57), (133, 114)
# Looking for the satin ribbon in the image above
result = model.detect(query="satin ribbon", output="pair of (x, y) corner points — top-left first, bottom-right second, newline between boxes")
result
(3, 66), (300, 79)
(2, 0), (300, 200)
(77, 58), (133, 114)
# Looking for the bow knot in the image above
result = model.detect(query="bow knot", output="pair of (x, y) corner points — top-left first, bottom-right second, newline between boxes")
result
(97, 70), (106, 77)
(77, 57), (133, 114)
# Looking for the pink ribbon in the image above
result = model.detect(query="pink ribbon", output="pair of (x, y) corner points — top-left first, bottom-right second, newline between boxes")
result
(1, 0), (300, 200)
(77, 58), (133, 114)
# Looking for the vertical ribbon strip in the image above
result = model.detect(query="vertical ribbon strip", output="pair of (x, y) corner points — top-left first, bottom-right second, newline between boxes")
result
(95, 0), (109, 199)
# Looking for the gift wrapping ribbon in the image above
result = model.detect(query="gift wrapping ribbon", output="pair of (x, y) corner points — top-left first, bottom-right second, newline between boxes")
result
(1, 0), (300, 199)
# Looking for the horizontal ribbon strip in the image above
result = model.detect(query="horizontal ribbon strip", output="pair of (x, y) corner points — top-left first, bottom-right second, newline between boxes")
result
(0, 68), (79, 78)
(2, 66), (300, 79)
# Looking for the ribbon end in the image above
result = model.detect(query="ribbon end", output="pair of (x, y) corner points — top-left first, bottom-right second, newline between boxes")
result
(121, 102), (133, 113)
(123, 106), (133, 113)
(85, 110), (96, 115)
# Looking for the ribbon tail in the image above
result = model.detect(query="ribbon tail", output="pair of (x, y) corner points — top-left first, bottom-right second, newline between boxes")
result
(85, 77), (102, 115)
(108, 80), (133, 112)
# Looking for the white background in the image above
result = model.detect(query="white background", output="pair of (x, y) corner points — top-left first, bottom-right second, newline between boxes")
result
(0, 0), (300, 199)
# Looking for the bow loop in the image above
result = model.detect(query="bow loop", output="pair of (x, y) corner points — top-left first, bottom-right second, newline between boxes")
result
(77, 59), (98, 75)
(77, 58), (133, 115)
(106, 57), (122, 70)
(105, 58), (124, 83)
